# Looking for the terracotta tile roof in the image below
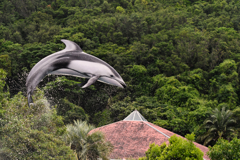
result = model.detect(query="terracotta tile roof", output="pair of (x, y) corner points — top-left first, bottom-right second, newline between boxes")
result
(89, 110), (209, 160)
(90, 121), (210, 160)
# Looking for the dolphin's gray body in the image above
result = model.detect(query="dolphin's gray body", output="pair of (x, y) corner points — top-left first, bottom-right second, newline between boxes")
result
(26, 39), (126, 106)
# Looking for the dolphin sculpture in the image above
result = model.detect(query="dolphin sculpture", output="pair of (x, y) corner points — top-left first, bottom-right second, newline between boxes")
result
(26, 39), (126, 107)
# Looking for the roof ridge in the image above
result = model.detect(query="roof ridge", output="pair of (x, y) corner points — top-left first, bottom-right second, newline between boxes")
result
(143, 122), (170, 138)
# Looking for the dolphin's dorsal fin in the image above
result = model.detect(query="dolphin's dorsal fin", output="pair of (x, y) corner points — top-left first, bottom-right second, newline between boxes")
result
(61, 39), (82, 52)
(82, 75), (100, 88)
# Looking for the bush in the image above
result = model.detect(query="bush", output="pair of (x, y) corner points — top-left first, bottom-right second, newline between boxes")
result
(208, 137), (240, 160)
(139, 133), (204, 160)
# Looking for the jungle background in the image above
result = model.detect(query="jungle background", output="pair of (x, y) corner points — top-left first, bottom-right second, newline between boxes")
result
(1, 0), (240, 158)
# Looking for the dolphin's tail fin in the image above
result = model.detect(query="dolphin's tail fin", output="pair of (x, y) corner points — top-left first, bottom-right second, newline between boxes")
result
(27, 93), (33, 107)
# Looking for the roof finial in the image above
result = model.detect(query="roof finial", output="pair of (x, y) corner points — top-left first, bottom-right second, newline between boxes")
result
(123, 110), (147, 122)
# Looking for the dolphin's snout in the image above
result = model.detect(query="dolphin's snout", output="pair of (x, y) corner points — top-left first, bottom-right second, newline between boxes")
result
(121, 82), (127, 88)
(117, 77), (127, 88)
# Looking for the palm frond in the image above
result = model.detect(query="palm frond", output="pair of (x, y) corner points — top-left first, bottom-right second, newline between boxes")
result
(198, 107), (236, 145)
(63, 120), (113, 160)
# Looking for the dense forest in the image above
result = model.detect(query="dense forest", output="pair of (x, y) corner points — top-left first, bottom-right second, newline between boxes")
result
(1, 0), (240, 158)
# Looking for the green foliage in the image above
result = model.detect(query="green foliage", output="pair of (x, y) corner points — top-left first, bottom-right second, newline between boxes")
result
(0, 69), (6, 96)
(59, 98), (89, 124)
(154, 75), (199, 107)
(209, 59), (239, 108)
(208, 137), (240, 160)
(0, 69), (9, 110)
(116, 6), (125, 13)
(197, 106), (236, 145)
(0, 128), (75, 159)
(0, 55), (11, 76)
(64, 120), (113, 160)
(110, 96), (160, 122)
(43, 76), (112, 123)
(0, 90), (75, 159)
(93, 109), (112, 127)
(139, 133), (204, 160)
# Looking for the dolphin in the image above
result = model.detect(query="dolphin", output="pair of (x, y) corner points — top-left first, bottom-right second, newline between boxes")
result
(26, 39), (126, 107)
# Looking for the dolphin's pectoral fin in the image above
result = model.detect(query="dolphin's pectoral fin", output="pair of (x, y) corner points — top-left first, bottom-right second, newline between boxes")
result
(82, 75), (100, 88)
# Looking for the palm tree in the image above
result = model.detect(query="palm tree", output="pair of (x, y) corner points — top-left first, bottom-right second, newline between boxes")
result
(198, 107), (236, 145)
(64, 120), (113, 160)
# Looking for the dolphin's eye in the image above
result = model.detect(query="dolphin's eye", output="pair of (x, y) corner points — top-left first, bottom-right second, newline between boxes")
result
(110, 75), (114, 77)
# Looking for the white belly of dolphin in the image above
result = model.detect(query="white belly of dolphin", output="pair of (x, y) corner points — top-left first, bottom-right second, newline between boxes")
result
(68, 60), (112, 76)
(50, 68), (89, 78)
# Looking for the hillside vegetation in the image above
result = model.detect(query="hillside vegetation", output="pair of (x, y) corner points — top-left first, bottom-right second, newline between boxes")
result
(1, 0), (240, 149)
